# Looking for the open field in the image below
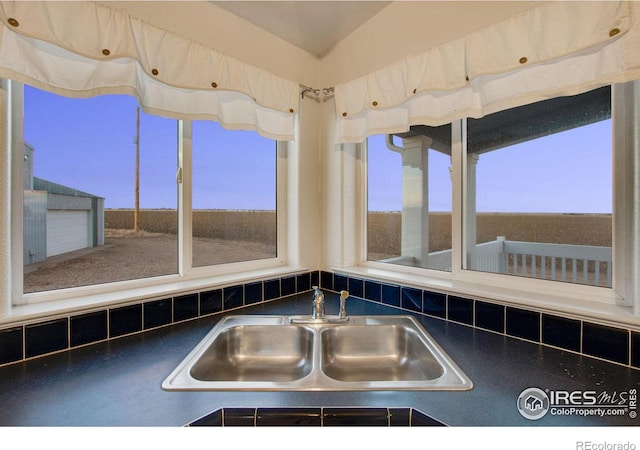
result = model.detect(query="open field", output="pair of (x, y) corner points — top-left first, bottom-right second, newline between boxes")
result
(367, 212), (611, 259)
(105, 209), (276, 244)
(24, 229), (275, 293)
(24, 210), (611, 293)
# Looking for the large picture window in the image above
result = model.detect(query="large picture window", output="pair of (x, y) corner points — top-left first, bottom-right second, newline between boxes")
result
(366, 86), (616, 290)
(16, 83), (282, 301)
(23, 86), (178, 293)
(465, 87), (612, 287)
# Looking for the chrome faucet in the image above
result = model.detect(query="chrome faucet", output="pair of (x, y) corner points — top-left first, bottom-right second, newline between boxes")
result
(339, 290), (349, 320)
(311, 286), (325, 320)
(288, 286), (349, 324)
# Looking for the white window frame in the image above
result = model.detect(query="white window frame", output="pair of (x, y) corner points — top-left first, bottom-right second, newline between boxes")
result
(359, 82), (638, 313)
(9, 81), (288, 307)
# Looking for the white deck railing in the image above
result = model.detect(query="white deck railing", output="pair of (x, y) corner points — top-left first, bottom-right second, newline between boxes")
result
(381, 237), (612, 288)
(496, 238), (612, 287)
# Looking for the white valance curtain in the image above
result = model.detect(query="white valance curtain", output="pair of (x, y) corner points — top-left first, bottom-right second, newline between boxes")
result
(0, 2), (299, 141)
(334, 1), (640, 143)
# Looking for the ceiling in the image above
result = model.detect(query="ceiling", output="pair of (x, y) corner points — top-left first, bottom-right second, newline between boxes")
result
(211, 1), (392, 58)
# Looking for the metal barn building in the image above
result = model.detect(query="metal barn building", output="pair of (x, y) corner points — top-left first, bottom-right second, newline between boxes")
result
(23, 143), (104, 266)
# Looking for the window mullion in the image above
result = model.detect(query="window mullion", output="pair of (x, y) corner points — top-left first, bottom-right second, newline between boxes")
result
(451, 119), (464, 275)
(178, 119), (192, 276)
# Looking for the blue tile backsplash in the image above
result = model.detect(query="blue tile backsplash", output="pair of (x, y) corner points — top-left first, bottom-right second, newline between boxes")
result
(582, 322), (629, 365)
(173, 293), (199, 322)
(244, 281), (263, 305)
(109, 304), (142, 337)
(188, 407), (445, 427)
(1, 269), (639, 371)
(364, 280), (381, 302)
(0, 326), (23, 365)
(448, 296), (474, 325)
(71, 311), (108, 347)
(381, 283), (401, 307)
(25, 318), (68, 358)
(542, 314), (581, 352)
(475, 301), (504, 333)
(223, 285), (244, 310)
(506, 307), (540, 342)
(143, 298), (173, 329)
(200, 289), (223, 315)
(263, 279), (281, 301)
(334, 274), (348, 292)
(401, 287), (422, 313)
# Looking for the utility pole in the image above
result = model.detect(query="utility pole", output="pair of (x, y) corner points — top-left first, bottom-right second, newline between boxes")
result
(134, 106), (140, 233)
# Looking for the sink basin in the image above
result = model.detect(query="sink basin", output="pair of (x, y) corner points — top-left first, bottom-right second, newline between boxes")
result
(162, 315), (472, 391)
(321, 325), (444, 382)
(190, 325), (313, 382)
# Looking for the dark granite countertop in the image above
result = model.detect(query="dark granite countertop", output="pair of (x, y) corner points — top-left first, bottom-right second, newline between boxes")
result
(1, 293), (638, 427)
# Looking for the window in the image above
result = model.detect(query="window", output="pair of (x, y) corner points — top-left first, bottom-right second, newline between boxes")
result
(23, 86), (178, 293)
(365, 85), (627, 297)
(464, 87), (612, 287)
(14, 83), (284, 302)
(191, 121), (277, 267)
(367, 124), (453, 271)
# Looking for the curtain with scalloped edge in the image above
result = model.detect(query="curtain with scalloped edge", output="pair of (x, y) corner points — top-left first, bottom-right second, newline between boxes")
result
(0, 2), (299, 141)
(334, 1), (640, 143)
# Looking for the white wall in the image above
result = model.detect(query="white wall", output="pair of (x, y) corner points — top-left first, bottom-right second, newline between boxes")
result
(286, 94), (323, 270)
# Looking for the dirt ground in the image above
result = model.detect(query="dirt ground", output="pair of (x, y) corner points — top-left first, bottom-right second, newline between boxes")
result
(24, 229), (276, 293)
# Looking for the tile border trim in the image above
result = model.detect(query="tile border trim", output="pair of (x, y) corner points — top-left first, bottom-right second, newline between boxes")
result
(2, 269), (638, 371)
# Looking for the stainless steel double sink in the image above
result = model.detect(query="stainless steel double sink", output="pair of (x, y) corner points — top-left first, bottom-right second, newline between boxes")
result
(162, 315), (473, 391)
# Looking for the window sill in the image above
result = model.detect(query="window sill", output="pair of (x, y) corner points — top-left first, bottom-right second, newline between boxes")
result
(336, 265), (640, 330)
(2, 265), (309, 326)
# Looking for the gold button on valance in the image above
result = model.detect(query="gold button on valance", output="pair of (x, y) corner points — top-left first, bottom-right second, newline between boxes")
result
(102, 49), (111, 56)
(7, 18), (19, 27)
(151, 68), (159, 76)
(609, 28), (621, 37)
(519, 57), (528, 64)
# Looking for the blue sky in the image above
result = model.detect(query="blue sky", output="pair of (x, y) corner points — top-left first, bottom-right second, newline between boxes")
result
(24, 85), (275, 210)
(25, 85), (611, 214)
(368, 119), (612, 214)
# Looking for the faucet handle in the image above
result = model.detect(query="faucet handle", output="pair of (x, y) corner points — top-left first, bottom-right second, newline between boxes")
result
(339, 290), (349, 319)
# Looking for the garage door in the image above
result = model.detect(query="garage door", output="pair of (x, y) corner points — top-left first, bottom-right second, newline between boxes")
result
(46, 210), (90, 257)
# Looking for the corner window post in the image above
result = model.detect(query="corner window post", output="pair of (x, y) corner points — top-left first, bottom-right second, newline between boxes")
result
(3, 80), (24, 308)
(612, 81), (640, 311)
